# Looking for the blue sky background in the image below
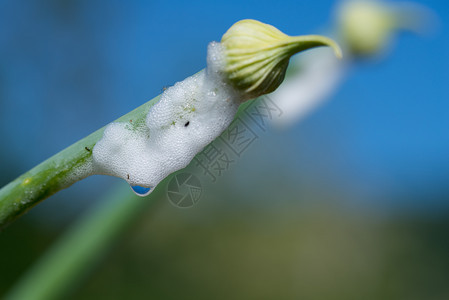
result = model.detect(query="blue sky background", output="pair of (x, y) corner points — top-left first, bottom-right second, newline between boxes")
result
(0, 0), (448, 220)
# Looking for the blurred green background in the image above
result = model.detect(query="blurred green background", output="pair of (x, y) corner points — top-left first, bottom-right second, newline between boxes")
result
(1, 0), (449, 299)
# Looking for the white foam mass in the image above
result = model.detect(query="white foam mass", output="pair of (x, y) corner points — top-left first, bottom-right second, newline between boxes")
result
(92, 42), (241, 190)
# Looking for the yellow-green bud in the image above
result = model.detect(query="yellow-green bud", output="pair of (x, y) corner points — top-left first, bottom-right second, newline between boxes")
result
(221, 19), (342, 100)
(337, 0), (429, 57)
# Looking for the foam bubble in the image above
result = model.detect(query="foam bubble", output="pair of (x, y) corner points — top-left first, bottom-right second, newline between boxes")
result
(92, 42), (242, 188)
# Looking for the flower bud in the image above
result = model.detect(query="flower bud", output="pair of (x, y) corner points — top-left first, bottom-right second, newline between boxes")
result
(221, 19), (342, 100)
(337, 0), (430, 57)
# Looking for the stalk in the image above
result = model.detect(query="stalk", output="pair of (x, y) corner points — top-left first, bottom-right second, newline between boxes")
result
(4, 182), (157, 300)
(0, 19), (340, 229)
(4, 100), (254, 300)
(0, 96), (159, 229)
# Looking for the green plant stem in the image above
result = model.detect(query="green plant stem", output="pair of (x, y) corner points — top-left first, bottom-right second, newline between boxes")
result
(0, 26), (339, 229)
(4, 98), (254, 300)
(0, 94), (160, 230)
(0, 81), (253, 230)
(4, 182), (161, 300)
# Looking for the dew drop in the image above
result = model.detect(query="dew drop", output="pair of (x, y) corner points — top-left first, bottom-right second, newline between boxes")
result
(131, 185), (152, 197)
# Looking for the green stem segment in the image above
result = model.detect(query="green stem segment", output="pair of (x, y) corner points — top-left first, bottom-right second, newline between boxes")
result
(4, 99), (255, 300)
(0, 92), (248, 229)
(4, 183), (158, 300)
(0, 95), (160, 230)
(0, 20), (341, 229)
